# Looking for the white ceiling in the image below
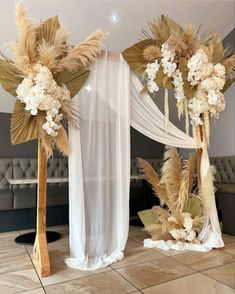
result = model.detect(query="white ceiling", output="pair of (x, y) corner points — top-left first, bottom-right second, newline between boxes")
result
(0, 0), (235, 112)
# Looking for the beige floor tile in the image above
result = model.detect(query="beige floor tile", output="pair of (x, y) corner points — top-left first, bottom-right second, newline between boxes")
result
(38, 250), (112, 286)
(20, 289), (45, 294)
(112, 247), (164, 269)
(129, 225), (144, 236)
(223, 234), (235, 244)
(130, 231), (150, 243)
(0, 268), (41, 294)
(172, 249), (234, 271)
(125, 238), (143, 249)
(222, 242), (235, 255)
(202, 262), (235, 288)
(142, 272), (234, 294)
(0, 244), (27, 259)
(154, 247), (189, 257)
(45, 270), (137, 293)
(0, 253), (33, 274)
(117, 257), (195, 289)
(0, 231), (20, 248)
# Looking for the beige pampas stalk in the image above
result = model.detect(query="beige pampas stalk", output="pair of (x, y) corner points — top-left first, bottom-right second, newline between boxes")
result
(177, 154), (195, 213)
(12, 1), (37, 72)
(55, 127), (70, 156)
(137, 158), (168, 206)
(143, 45), (161, 62)
(53, 30), (106, 72)
(37, 41), (60, 70)
(160, 146), (182, 204)
(199, 165), (216, 215)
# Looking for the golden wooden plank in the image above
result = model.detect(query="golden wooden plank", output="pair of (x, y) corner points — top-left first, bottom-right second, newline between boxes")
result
(33, 140), (51, 277)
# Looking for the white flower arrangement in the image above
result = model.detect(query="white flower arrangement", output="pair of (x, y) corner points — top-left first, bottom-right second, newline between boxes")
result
(169, 212), (197, 242)
(187, 48), (226, 126)
(16, 64), (70, 137)
(145, 42), (186, 103)
(146, 60), (160, 93)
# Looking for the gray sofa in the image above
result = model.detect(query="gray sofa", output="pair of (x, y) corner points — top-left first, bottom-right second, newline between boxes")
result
(210, 156), (235, 235)
(0, 157), (69, 232)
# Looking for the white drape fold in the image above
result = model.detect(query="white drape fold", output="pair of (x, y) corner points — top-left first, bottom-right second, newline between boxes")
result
(66, 52), (130, 270)
(130, 72), (224, 252)
(67, 53), (224, 271)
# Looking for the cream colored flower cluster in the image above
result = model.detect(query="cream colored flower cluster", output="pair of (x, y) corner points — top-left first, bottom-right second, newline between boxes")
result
(16, 64), (70, 137)
(187, 49), (226, 125)
(145, 60), (160, 93)
(145, 42), (186, 102)
(168, 212), (197, 242)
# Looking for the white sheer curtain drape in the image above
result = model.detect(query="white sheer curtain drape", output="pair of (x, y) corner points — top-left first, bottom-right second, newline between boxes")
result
(67, 53), (224, 271)
(130, 72), (224, 252)
(65, 52), (130, 270)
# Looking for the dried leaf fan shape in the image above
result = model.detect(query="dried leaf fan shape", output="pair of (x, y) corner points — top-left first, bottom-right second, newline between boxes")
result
(0, 1), (105, 158)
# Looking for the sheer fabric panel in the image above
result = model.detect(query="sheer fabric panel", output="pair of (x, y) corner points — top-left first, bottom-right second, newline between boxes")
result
(66, 52), (130, 270)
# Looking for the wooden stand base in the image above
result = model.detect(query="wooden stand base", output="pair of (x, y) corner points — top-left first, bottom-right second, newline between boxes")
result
(33, 140), (51, 277)
(33, 233), (50, 277)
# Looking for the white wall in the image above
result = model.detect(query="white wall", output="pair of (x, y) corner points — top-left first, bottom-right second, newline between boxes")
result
(209, 85), (235, 157)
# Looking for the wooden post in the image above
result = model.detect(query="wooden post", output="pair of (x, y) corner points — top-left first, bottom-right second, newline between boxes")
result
(197, 123), (204, 188)
(33, 140), (51, 277)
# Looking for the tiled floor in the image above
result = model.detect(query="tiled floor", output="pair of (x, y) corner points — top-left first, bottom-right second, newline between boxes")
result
(0, 226), (234, 293)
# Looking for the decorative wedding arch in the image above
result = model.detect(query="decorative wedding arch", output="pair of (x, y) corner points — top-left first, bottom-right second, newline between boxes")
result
(0, 3), (234, 275)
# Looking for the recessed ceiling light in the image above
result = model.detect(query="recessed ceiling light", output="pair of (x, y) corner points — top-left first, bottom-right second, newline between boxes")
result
(110, 14), (119, 24)
(85, 84), (92, 93)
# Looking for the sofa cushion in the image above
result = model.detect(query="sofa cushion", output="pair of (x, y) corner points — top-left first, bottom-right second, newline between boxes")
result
(12, 158), (37, 189)
(210, 156), (235, 183)
(215, 183), (235, 194)
(0, 159), (12, 190)
(0, 190), (13, 210)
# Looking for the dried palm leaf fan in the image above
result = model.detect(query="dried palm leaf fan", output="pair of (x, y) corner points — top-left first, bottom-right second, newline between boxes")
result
(0, 1), (105, 158)
(137, 147), (209, 243)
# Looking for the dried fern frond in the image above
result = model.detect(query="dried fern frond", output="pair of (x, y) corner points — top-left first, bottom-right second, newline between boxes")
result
(53, 30), (105, 72)
(12, 1), (37, 71)
(137, 158), (168, 205)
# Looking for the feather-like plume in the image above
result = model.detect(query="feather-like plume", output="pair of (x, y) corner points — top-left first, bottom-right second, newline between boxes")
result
(223, 53), (235, 77)
(143, 45), (161, 62)
(177, 154), (195, 213)
(54, 127), (70, 156)
(12, 1), (37, 72)
(137, 158), (168, 206)
(199, 165), (216, 215)
(160, 146), (182, 203)
(53, 30), (105, 72)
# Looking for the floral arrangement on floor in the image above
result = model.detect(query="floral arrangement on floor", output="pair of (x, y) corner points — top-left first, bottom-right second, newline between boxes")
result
(122, 15), (235, 142)
(137, 146), (215, 244)
(0, 1), (105, 158)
